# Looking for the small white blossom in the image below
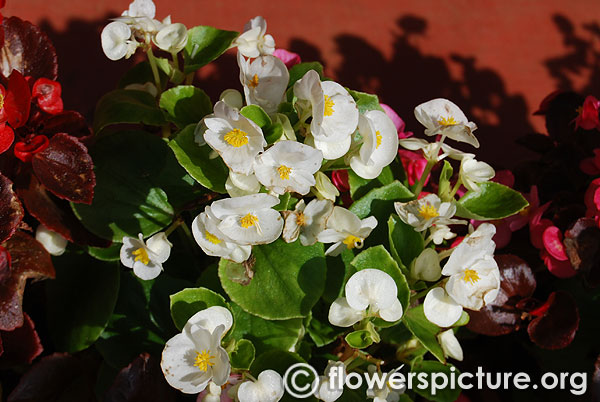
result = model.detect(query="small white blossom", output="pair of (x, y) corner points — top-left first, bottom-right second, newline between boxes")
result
(428, 224), (457, 245)
(312, 172), (339, 201)
(161, 306), (233, 394)
(123, 0), (156, 18)
(398, 137), (474, 163)
(219, 89), (244, 110)
(225, 171), (261, 198)
(313, 361), (345, 402)
(411, 248), (441, 282)
(101, 21), (137, 61)
(318, 206), (377, 256)
(120, 232), (172, 280)
(35, 224), (68, 256)
(328, 269), (403, 327)
(459, 156), (495, 192)
(254, 140), (323, 195)
(283, 199), (333, 246)
(237, 370), (284, 402)
(366, 365), (405, 402)
(437, 329), (463, 361)
(203, 101), (266, 175)
(414, 98), (479, 147)
(235, 16), (275, 58)
(394, 194), (464, 232)
(238, 53), (289, 115)
(423, 287), (463, 328)
(154, 22), (188, 53)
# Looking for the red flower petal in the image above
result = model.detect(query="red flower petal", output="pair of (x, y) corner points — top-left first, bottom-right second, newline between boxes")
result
(542, 226), (569, 261)
(0, 122), (13, 154)
(540, 250), (577, 278)
(331, 169), (349, 192)
(13, 135), (49, 163)
(0, 69), (31, 128)
(32, 78), (63, 115)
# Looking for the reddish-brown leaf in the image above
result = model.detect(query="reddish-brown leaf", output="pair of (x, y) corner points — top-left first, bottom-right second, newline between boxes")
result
(564, 217), (600, 287)
(0, 16), (57, 81)
(0, 313), (43, 368)
(527, 291), (579, 350)
(32, 133), (95, 204)
(105, 353), (177, 402)
(0, 231), (54, 331)
(36, 111), (92, 142)
(0, 173), (23, 243)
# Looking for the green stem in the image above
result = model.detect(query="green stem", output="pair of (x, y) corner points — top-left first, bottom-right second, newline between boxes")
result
(171, 51), (181, 73)
(449, 177), (463, 199)
(164, 217), (183, 237)
(147, 47), (162, 91)
(412, 159), (435, 195)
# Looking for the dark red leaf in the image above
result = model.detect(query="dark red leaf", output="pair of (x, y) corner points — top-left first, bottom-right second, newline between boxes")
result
(527, 291), (579, 349)
(37, 110), (92, 143)
(32, 78), (63, 115)
(32, 133), (95, 204)
(14, 135), (48, 162)
(16, 175), (110, 247)
(0, 16), (58, 82)
(7, 353), (97, 402)
(0, 70), (30, 128)
(0, 312), (43, 368)
(0, 122), (13, 153)
(467, 255), (537, 336)
(564, 217), (600, 287)
(0, 231), (54, 331)
(105, 353), (177, 402)
(0, 173), (23, 243)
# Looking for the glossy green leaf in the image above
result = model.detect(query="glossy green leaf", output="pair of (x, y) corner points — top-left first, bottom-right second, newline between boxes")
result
(288, 62), (323, 88)
(159, 85), (212, 128)
(170, 287), (228, 331)
(403, 305), (445, 363)
(388, 214), (424, 274)
(457, 182), (528, 220)
(168, 124), (229, 193)
(345, 330), (373, 349)
(87, 243), (121, 261)
(93, 89), (165, 134)
(410, 360), (461, 402)
(229, 339), (256, 370)
(241, 104), (271, 127)
(347, 89), (384, 113)
(184, 26), (239, 73)
(348, 166), (394, 200)
(219, 239), (326, 320)
(349, 181), (414, 219)
(438, 160), (454, 201)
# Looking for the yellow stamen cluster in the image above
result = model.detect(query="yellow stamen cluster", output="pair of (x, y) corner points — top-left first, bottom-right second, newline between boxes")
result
(205, 231), (222, 245)
(418, 203), (439, 220)
(132, 247), (150, 265)
(324, 95), (335, 116)
(296, 212), (306, 226)
(193, 350), (215, 372)
(277, 165), (292, 180)
(462, 269), (480, 284)
(224, 128), (249, 148)
(240, 213), (259, 228)
(343, 235), (363, 250)
(438, 116), (458, 126)
(0, 93), (4, 111)
(375, 130), (382, 148)
(248, 74), (259, 88)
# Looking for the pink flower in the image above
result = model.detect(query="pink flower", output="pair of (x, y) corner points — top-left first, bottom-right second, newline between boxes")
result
(273, 49), (301, 69)
(542, 226), (568, 261)
(380, 103), (413, 139)
(507, 185), (540, 232)
(574, 95), (600, 131)
(529, 201), (553, 250)
(584, 178), (600, 219)
(540, 250), (577, 278)
(580, 149), (600, 175)
(398, 150), (428, 186)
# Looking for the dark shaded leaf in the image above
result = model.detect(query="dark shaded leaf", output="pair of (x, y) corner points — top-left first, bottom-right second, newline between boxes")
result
(37, 111), (92, 141)
(32, 133), (95, 204)
(287, 62), (323, 88)
(544, 91), (584, 142)
(93, 90), (166, 134)
(0, 231), (54, 331)
(104, 353), (176, 402)
(0, 173), (23, 243)
(0, 313), (43, 368)
(0, 16), (57, 81)
(528, 291), (579, 350)
(515, 133), (555, 154)
(564, 217), (600, 287)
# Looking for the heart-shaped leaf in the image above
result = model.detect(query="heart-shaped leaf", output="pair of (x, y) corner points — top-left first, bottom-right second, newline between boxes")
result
(183, 26), (239, 74)
(528, 291), (579, 350)
(169, 287), (228, 331)
(93, 89), (166, 134)
(0, 313), (43, 368)
(159, 85), (212, 128)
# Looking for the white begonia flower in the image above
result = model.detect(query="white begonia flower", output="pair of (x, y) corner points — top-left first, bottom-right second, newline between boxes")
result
(350, 110), (399, 179)
(254, 140), (323, 195)
(120, 232), (172, 280)
(437, 329), (464, 361)
(313, 361), (345, 402)
(220, 89), (244, 110)
(238, 53), (289, 115)
(459, 156), (495, 192)
(35, 224), (68, 256)
(429, 224), (457, 245)
(328, 269), (403, 327)
(294, 70), (359, 159)
(161, 306), (233, 394)
(123, 0), (156, 18)
(412, 248), (441, 282)
(235, 16), (275, 58)
(225, 171), (261, 198)
(203, 101), (266, 175)
(101, 21), (137, 61)
(414, 98), (479, 148)
(154, 22), (188, 53)
(210, 193), (284, 245)
(398, 137), (474, 163)
(366, 365), (405, 402)
(200, 382), (222, 402)
(423, 287), (463, 328)
(283, 199), (334, 246)
(394, 194), (465, 232)
(192, 207), (252, 263)
(312, 172), (339, 201)
(237, 370), (284, 402)
(317, 206), (377, 257)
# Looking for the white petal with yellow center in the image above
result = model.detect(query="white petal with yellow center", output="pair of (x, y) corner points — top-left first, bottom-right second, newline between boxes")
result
(317, 206), (377, 257)
(192, 208), (252, 263)
(238, 53), (288, 114)
(414, 98), (479, 147)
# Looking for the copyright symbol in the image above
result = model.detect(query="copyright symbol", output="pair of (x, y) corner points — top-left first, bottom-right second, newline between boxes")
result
(283, 363), (319, 398)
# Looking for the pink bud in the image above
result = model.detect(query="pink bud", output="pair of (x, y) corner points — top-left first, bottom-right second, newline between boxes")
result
(273, 48), (301, 69)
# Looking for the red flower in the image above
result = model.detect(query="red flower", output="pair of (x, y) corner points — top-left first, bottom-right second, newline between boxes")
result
(32, 78), (64, 115)
(580, 148), (600, 175)
(398, 150), (428, 186)
(0, 122), (13, 154)
(14, 135), (49, 163)
(574, 95), (600, 131)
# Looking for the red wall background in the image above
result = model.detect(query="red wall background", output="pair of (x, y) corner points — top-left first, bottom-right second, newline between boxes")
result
(5, 0), (600, 167)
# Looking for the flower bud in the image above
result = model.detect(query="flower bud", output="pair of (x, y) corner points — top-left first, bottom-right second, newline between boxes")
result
(35, 225), (68, 256)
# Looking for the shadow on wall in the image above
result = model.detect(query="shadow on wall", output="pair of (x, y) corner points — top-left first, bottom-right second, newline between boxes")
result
(38, 13), (600, 169)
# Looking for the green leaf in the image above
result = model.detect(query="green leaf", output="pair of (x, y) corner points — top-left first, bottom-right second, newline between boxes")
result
(168, 125), (229, 193)
(230, 303), (303, 355)
(87, 243), (121, 261)
(438, 160), (454, 201)
(410, 360), (461, 402)
(46, 252), (120, 353)
(118, 61), (168, 89)
(306, 308), (345, 347)
(159, 86), (212, 128)
(219, 239), (326, 320)
(347, 89), (384, 113)
(349, 181), (414, 219)
(288, 62), (323, 88)
(229, 339), (256, 370)
(388, 214), (424, 274)
(457, 182), (528, 220)
(323, 249), (356, 304)
(403, 305), (445, 363)
(351, 246), (410, 313)
(72, 131), (175, 241)
(348, 166), (394, 200)
(93, 89), (166, 134)
(170, 287), (228, 331)
(454, 311), (470, 327)
(184, 26), (239, 73)
(345, 330), (373, 349)
(241, 104), (272, 127)
(264, 122), (284, 144)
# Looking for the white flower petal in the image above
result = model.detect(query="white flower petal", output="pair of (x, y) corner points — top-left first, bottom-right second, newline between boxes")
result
(161, 333), (209, 394)
(133, 260), (162, 280)
(345, 269), (398, 312)
(438, 329), (463, 361)
(154, 23), (188, 53)
(328, 297), (365, 327)
(423, 287), (463, 328)
(219, 89), (244, 110)
(35, 224), (68, 256)
(412, 248), (442, 282)
(101, 21), (133, 61)
(146, 232), (172, 263)
(378, 298), (403, 322)
(185, 306), (234, 336)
